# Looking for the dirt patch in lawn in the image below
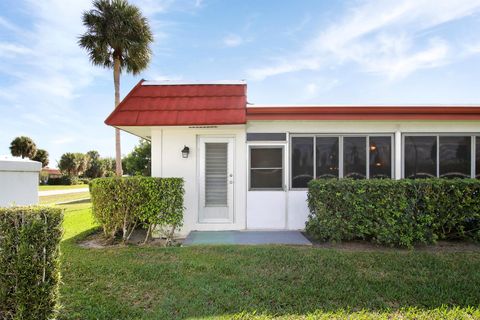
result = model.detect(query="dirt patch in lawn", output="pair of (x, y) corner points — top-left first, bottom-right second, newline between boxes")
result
(304, 234), (480, 252)
(78, 228), (183, 249)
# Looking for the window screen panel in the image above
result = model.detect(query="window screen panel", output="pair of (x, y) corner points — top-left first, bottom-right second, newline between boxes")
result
(369, 136), (392, 179)
(291, 137), (314, 188)
(404, 136), (437, 178)
(439, 136), (471, 178)
(343, 137), (366, 179)
(316, 137), (339, 179)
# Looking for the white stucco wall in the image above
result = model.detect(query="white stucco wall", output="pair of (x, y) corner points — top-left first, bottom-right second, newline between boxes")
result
(151, 125), (247, 236)
(146, 119), (480, 235)
(0, 157), (42, 207)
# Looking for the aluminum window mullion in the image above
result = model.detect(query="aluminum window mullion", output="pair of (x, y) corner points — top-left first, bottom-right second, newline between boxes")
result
(436, 135), (440, 178)
(313, 136), (316, 180)
(367, 136), (371, 179)
(339, 136), (344, 178)
(472, 136), (476, 179)
(391, 135), (395, 179)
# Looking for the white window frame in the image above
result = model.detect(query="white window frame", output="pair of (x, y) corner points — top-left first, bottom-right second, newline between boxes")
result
(289, 134), (395, 190)
(402, 133), (478, 179)
(248, 145), (285, 191)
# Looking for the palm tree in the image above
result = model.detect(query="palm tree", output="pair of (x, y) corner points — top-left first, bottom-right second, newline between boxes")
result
(10, 136), (37, 159)
(32, 149), (49, 167)
(79, 0), (153, 176)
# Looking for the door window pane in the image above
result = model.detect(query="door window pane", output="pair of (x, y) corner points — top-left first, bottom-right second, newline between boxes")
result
(369, 136), (392, 179)
(250, 147), (283, 190)
(439, 136), (471, 178)
(316, 137), (339, 179)
(477, 137), (480, 179)
(251, 148), (282, 168)
(343, 137), (366, 179)
(251, 169), (283, 189)
(404, 136), (437, 178)
(291, 137), (314, 188)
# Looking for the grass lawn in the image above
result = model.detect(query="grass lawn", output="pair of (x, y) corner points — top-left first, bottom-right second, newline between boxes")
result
(40, 192), (90, 205)
(58, 203), (480, 319)
(39, 185), (88, 191)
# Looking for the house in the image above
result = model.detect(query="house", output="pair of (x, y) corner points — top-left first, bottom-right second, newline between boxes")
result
(42, 167), (62, 179)
(105, 80), (480, 235)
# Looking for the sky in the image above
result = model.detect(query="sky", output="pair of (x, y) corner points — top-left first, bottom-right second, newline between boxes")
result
(1, 0), (480, 166)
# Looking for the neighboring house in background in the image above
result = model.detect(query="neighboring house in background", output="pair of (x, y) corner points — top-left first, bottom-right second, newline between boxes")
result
(105, 80), (480, 235)
(0, 156), (41, 207)
(42, 167), (62, 178)
(40, 167), (62, 184)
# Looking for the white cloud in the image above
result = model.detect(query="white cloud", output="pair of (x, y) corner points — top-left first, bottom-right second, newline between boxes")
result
(305, 83), (318, 96)
(51, 137), (75, 145)
(0, 0), (190, 163)
(223, 34), (244, 47)
(21, 113), (47, 126)
(0, 42), (31, 57)
(304, 78), (340, 99)
(465, 41), (480, 55)
(135, 0), (174, 15)
(0, 16), (23, 33)
(247, 0), (480, 80)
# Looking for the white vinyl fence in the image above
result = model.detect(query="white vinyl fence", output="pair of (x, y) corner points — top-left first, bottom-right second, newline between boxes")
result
(0, 156), (41, 207)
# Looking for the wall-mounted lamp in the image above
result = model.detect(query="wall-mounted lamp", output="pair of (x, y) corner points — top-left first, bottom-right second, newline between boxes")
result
(181, 145), (190, 158)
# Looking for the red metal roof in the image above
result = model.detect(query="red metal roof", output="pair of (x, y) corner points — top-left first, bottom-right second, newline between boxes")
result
(106, 81), (480, 126)
(105, 80), (247, 126)
(246, 106), (480, 121)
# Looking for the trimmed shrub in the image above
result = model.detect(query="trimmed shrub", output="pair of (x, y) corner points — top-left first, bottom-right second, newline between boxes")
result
(90, 177), (184, 244)
(46, 175), (82, 185)
(0, 206), (63, 320)
(78, 177), (91, 185)
(306, 179), (480, 248)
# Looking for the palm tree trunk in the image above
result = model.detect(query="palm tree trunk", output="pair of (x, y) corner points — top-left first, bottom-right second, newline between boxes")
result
(114, 57), (123, 176)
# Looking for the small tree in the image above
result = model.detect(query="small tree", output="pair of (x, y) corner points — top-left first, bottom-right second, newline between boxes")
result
(10, 136), (37, 159)
(84, 150), (105, 178)
(32, 149), (49, 167)
(58, 153), (89, 177)
(101, 157), (116, 177)
(122, 139), (151, 176)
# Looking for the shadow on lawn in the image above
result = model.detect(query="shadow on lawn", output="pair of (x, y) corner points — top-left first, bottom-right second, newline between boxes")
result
(58, 228), (480, 320)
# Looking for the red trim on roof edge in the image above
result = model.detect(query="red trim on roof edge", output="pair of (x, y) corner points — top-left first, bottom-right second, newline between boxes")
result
(246, 106), (480, 121)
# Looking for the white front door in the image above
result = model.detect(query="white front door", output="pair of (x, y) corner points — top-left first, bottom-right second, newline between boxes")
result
(198, 137), (234, 223)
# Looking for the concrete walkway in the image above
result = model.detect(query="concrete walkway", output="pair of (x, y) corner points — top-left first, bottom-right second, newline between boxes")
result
(38, 188), (89, 197)
(183, 230), (312, 246)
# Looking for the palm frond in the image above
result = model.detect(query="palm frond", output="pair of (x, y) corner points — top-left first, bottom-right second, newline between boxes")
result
(78, 0), (153, 73)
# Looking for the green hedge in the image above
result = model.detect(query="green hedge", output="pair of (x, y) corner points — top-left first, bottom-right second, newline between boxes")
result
(46, 175), (83, 185)
(306, 179), (480, 247)
(90, 177), (184, 244)
(0, 207), (63, 320)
